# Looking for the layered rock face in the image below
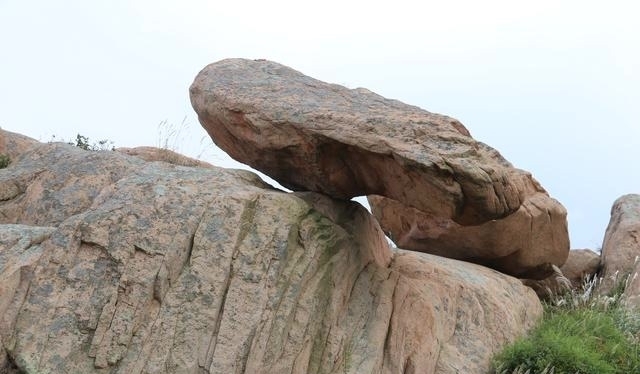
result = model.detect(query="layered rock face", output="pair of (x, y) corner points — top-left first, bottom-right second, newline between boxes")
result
(189, 58), (569, 278)
(0, 131), (542, 373)
(598, 194), (640, 307)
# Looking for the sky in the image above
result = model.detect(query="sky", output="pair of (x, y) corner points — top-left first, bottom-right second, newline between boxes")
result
(1, 0), (638, 250)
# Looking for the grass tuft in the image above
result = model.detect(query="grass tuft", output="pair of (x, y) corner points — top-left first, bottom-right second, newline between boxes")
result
(492, 274), (640, 374)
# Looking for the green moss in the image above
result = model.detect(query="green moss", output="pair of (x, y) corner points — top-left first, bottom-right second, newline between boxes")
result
(302, 211), (345, 373)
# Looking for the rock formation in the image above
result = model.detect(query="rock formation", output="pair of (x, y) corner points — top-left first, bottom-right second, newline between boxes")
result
(0, 130), (542, 373)
(598, 194), (640, 308)
(189, 58), (569, 279)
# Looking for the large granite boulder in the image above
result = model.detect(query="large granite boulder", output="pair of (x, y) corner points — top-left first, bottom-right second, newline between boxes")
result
(0, 130), (542, 373)
(191, 58), (550, 227)
(598, 194), (640, 308)
(189, 58), (570, 278)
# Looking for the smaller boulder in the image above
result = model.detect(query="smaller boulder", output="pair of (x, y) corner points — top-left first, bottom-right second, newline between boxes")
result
(369, 193), (569, 279)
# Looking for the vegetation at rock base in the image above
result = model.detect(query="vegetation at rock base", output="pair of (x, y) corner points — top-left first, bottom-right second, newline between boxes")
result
(0, 154), (10, 168)
(492, 273), (640, 374)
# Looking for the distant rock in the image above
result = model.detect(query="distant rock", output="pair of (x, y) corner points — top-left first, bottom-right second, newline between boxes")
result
(560, 249), (601, 287)
(523, 249), (600, 299)
(598, 194), (640, 308)
(0, 130), (542, 373)
(189, 58), (570, 279)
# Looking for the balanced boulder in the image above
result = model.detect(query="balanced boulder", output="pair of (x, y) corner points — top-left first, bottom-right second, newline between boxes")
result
(191, 58), (551, 227)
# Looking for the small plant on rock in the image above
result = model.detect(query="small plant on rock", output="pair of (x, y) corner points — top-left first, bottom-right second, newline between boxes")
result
(0, 154), (10, 168)
(68, 134), (115, 151)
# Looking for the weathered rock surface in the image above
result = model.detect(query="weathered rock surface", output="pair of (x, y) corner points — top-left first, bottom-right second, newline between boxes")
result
(0, 224), (56, 373)
(369, 194), (569, 279)
(190, 58), (555, 227)
(0, 131), (542, 374)
(189, 58), (570, 279)
(523, 249), (600, 299)
(598, 194), (640, 307)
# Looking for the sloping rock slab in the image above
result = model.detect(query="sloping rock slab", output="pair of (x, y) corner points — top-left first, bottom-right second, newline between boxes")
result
(190, 58), (551, 226)
(0, 135), (542, 374)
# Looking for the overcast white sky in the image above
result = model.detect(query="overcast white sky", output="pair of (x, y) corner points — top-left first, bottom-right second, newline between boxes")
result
(1, 0), (638, 249)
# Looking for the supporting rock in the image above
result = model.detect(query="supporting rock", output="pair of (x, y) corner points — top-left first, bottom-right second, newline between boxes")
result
(0, 131), (542, 373)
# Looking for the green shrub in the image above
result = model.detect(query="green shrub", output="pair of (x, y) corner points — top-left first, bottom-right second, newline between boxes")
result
(0, 153), (10, 168)
(68, 134), (114, 151)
